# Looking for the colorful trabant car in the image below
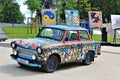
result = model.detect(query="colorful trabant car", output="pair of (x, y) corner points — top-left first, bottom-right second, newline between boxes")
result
(10, 25), (101, 72)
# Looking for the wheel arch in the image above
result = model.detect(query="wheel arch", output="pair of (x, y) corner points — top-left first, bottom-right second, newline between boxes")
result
(88, 50), (95, 56)
(87, 50), (95, 61)
(49, 53), (61, 64)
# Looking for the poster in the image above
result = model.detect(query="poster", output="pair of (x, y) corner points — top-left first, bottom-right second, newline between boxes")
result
(42, 9), (56, 25)
(111, 15), (120, 29)
(89, 11), (102, 28)
(65, 10), (79, 26)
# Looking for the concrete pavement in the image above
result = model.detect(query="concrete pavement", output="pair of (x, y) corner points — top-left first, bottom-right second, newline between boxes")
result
(0, 27), (8, 39)
(0, 39), (20, 48)
(0, 39), (120, 80)
(0, 46), (120, 80)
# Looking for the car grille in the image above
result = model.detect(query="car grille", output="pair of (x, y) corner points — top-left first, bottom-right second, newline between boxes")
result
(17, 47), (37, 57)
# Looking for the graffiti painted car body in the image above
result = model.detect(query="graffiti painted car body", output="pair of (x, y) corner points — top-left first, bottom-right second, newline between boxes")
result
(10, 25), (101, 72)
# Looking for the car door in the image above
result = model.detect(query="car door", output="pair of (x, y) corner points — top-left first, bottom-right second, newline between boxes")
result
(63, 30), (82, 62)
(79, 30), (94, 55)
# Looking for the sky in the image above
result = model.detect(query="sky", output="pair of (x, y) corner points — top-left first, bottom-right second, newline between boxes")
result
(16, 0), (36, 23)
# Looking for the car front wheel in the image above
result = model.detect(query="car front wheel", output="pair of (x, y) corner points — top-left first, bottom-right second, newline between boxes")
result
(42, 55), (59, 73)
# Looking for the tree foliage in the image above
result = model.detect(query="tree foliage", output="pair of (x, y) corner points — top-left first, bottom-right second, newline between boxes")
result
(52, 0), (91, 22)
(2, 0), (119, 23)
(77, 0), (91, 19)
(24, 0), (42, 17)
(90, 0), (120, 22)
(53, 0), (78, 22)
(53, 0), (120, 22)
(0, 0), (24, 23)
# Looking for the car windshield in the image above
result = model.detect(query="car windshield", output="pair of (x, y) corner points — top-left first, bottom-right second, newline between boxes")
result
(37, 27), (64, 41)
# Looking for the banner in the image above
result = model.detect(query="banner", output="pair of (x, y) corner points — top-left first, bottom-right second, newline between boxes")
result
(89, 11), (102, 28)
(65, 10), (79, 26)
(42, 9), (56, 25)
(111, 15), (120, 29)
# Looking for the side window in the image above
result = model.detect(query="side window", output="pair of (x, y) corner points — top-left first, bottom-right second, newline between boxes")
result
(65, 31), (78, 41)
(80, 30), (90, 40)
(40, 28), (53, 37)
(39, 28), (64, 41)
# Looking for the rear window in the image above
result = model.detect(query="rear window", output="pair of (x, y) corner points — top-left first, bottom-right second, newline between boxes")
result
(80, 30), (90, 40)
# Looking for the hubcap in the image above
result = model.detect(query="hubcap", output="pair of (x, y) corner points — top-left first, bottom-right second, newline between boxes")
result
(49, 60), (56, 69)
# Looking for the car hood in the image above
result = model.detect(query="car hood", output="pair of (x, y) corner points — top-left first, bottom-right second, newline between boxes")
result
(16, 38), (61, 50)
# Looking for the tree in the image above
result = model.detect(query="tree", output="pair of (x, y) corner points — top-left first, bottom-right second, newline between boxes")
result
(12, 2), (24, 23)
(0, 0), (12, 22)
(24, 0), (42, 17)
(0, 0), (24, 23)
(22, 0), (120, 24)
(77, 0), (91, 19)
(90, 0), (120, 22)
(53, 0), (78, 23)
(53, 0), (91, 22)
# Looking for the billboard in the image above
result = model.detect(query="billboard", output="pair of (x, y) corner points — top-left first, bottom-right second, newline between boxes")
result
(89, 11), (102, 28)
(42, 9), (56, 25)
(65, 10), (79, 26)
(111, 15), (120, 29)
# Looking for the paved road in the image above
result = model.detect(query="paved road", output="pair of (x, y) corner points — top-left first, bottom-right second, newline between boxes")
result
(0, 23), (27, 28)
(0, 27), (8, 39)
(0, 40), (120, 80)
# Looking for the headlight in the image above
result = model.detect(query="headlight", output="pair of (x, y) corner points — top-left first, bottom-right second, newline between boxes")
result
(32, 55), (36, 60)
(11, 42), (17, 48)
(37, 47), (42, 54)
(13, 50), (17, 55)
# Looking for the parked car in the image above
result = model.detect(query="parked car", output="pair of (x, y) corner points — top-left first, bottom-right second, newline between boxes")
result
(10, 25), (101, 73)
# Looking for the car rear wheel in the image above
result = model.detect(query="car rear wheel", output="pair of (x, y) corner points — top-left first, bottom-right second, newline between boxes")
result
(42, 55), (59, 73)
(82, 51), (94, 65)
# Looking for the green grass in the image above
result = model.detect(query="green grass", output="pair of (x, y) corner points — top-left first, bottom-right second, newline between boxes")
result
(3, 27), (39, 38)
(92, 34), (120, 42)
(3, 27), (120, 42)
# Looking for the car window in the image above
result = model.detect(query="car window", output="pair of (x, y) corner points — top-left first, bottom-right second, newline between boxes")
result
(80, 30), (89, 40)
(65, 31), (78, 41)
(40, 28), (53, 37)
(37, 28), (64, 41)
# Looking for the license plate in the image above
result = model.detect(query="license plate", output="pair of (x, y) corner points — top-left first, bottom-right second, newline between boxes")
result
(17, 58), (29, 64)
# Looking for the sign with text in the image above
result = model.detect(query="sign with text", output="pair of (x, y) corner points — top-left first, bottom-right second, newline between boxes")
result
(111, 15), (120, 29)
(89, 11), (102, 28)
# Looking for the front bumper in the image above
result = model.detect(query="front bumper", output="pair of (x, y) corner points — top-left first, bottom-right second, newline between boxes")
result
(10, 54), (47, 67)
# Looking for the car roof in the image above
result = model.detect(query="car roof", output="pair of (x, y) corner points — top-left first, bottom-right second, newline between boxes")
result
(45, 25), (87, 31)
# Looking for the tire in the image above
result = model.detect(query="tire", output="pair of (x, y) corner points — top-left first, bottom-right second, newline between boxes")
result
(82, 51), (93, 65)
(42, 55), (59, 73)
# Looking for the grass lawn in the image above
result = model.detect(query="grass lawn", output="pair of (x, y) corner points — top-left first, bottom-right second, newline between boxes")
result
(92, 34), (120, 42)
(3, 27), (39, 38)
(3, 27), (120, 42)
